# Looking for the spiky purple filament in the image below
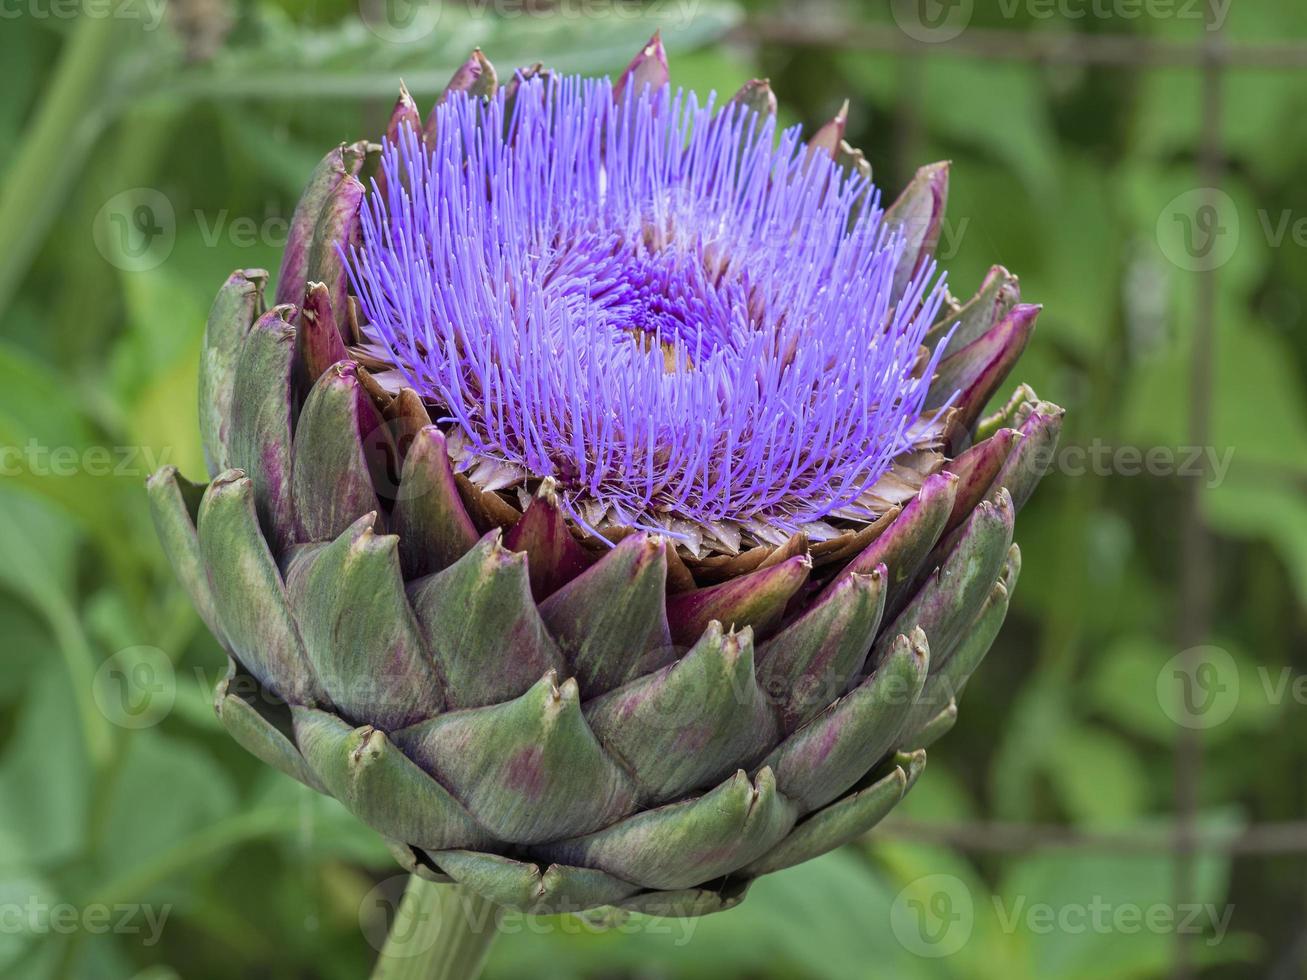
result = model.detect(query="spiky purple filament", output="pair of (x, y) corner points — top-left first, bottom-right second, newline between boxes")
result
(346, 76), (949, 537)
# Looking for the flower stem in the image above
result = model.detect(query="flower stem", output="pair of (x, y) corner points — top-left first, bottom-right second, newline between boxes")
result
(371, 878), (500, 980)
(0, 15), (123, 318)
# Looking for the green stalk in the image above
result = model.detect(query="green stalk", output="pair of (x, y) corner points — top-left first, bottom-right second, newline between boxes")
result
(371, 878), (501, 980)
(0, 16), (124, 318)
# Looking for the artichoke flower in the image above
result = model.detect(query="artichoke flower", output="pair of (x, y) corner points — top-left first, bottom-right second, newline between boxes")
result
(148, 35), (1062, 922)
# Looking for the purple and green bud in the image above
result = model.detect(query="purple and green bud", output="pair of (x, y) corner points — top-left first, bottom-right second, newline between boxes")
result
(146, 34), (1063, 920)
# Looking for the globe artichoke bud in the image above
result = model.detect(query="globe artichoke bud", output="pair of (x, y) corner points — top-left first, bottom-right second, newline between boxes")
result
(148, 34), (1062, 920)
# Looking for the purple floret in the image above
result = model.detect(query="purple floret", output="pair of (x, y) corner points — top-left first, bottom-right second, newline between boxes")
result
(345, 75), (949, 538)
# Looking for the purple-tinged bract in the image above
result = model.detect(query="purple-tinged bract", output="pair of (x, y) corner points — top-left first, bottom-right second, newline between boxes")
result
(346, 77), (950, 539)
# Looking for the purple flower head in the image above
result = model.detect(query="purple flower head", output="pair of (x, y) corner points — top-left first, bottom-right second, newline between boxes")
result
(345, 75), (951, 549)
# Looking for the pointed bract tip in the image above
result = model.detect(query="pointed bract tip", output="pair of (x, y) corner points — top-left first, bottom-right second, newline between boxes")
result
(210, 469), (249, 491)
(227, 268), (268, 289)
(504, 62), (548, 101)
(728, 78), (778, 118)
(326, 359), (355, 381)
(615, 31), (670, 100)
(537, 667), (561, 697)
(809, 101), (850, 157)
(145, 464), (177, 489)
(636, 532), (666, 553)
(557, 675), (581, 703)
(387, 83), (421, 143)
(1004, 303), (1042, 335)
(441, 49), (498, 102)
(343, 511), (383, 550)
(721, 624), (742, 655)
(351, 726), (387, 767)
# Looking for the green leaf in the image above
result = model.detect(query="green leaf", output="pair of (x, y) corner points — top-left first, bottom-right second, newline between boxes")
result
(0, 658), (91, 865)
(95, 730), (238, 888)
(1043, 725), (1149, 826)
(0, 486), (78, 612)
(174, 5), (742, 101)
(484, 850), (939, 980)
(0, 344), (147, 589)
(841, 54), (1056, 197)
(1205, 479), (1307, 607)
(1087, 635), (1187, 744)
(0, 488), (110, 771)
(0, 862), (60, 976)
(996, 813), (1246, 979)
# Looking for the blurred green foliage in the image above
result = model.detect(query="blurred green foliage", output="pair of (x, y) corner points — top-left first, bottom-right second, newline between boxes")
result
(0, 1), (1304, 977)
